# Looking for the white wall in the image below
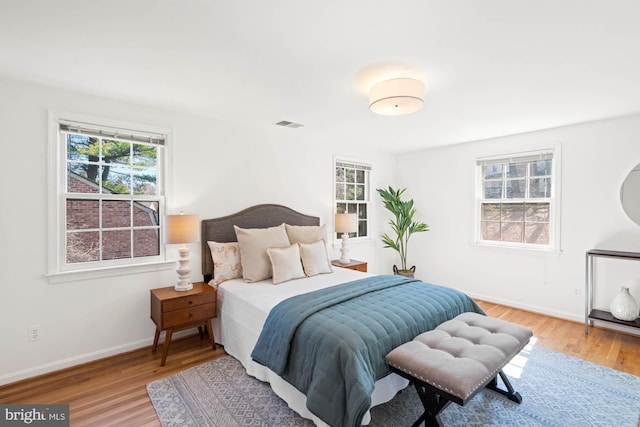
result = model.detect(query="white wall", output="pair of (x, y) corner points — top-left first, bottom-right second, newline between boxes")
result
(397, 114), (640, 326)
(0, 79), (397, 385)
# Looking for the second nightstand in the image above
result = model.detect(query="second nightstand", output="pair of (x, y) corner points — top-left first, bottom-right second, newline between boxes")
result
(331, 259), (367, 272)
(150, 282), (217, 366)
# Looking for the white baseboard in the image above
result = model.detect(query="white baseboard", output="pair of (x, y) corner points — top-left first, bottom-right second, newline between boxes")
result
(0, 329), (195, 386)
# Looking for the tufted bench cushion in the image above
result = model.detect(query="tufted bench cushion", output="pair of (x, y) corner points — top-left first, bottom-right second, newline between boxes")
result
(385, 312), (532, 426)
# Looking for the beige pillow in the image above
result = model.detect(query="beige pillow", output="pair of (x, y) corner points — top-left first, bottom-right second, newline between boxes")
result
(266, 244), (305, 284)
(234, 224), (290, 282)
(285, 224), (327, 244)
(299, 239), (333, 276)
(207, 241), (243, 287)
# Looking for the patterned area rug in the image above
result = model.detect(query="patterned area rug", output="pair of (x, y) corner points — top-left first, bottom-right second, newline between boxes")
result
(147, 345), (640, 427)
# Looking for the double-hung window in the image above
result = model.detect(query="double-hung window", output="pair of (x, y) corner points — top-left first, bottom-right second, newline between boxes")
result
(48, 115), (168, 279)
(334, 159), (371, 240)
(476, 150), (558, 249)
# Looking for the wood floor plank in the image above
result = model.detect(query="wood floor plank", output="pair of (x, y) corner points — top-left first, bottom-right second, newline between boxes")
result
(0, 301), (638, 427)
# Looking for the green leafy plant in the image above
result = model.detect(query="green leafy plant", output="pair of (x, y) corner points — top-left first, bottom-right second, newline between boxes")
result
(377, 186), (429, 272)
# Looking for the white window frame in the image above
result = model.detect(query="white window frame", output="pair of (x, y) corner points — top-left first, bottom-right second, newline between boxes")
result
(333, 157), (372, 243)
(46, 111), (174, 283)
(474, 147), (561, 253)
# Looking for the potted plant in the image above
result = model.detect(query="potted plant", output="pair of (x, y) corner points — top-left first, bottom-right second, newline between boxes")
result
(377, 186), (429, 277)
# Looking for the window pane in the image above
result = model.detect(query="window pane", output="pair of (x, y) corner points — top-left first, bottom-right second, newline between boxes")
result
(358, 203), (367, 219)
(134, 201), (159, 227)
(133, 229), (160, 257)
(529, 177), (551, 198)
(102, 140), (131, 165)
(501, 222), (523, 242)
(67, 134), (99, 163)
(506, 162), (526, 178)
(346, 184), (356, 200)
(345, 168), (355, 183)
(355, 184), (365, 200)
(66, 199), (99, 230)
(336, 167), (345, 183)
(336, 183), (345, 200)
(68, 163), (99, 193)
(358, 220), (367, 237)
(133, 168), (157, 195)
(525, 203), (550, 222)
(531, 160), (551, 176)
(484, 164), (502, 179)
(484, 181), (502, 199)
(356, 169), (365, 184)
(482, 203), (501, 220)
(132, 143), (157, 167)
(336, 203), (346, 214)
(505, 179), (525, 198)
(102, 165), (131, 194)
(102, 200), (131, 228)
(66, 231), (100, 263)
(102, 230), (131, 260)
(481, 221), (501, 241)
(347, 203), (357, 214)
(502, 203), (524, 221)
(525, 223), (549, 245)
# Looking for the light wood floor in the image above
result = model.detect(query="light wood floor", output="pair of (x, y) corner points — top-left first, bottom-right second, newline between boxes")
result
(1, 300), (639, 426)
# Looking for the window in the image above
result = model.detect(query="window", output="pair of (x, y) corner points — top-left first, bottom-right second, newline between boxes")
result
(49, 115), (168, 277)
(476, 150), (557, 249)
(334, 159), (371, 240)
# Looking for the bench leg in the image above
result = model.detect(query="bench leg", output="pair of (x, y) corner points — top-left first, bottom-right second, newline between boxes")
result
(485, 370), (522, 404)
(411, 382), (451, 427)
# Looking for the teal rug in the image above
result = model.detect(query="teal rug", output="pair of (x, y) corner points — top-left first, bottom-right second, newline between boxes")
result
(147, 345), (640, 426)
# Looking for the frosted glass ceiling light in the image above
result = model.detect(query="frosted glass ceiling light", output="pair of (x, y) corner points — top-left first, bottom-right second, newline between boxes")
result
(369, 78), (425, 116)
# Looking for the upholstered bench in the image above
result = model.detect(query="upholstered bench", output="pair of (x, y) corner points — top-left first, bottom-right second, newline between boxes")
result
(385, 312), (533, 427)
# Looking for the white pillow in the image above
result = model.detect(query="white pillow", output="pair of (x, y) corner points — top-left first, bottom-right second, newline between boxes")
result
(299, 239), (333, 276)
(207, 241), (243, 287)
(267, 244), (305, 284)
(234, 224), (290, 282)
(285, 224), (327, 244)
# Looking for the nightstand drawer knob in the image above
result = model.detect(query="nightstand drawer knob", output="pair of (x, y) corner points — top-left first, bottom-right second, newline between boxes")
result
(189, 313), (193, 318)
(188, 300), (193, 304)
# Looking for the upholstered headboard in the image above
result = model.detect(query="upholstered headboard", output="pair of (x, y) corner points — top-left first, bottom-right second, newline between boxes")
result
(201, 204), (320, 282)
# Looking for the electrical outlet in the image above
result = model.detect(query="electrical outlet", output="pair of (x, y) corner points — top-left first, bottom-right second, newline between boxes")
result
(28, 326), (41, 342)
(574, 288), (581, 297)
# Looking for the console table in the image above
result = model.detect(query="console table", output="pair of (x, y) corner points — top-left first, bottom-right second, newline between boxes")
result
(585, 249), (640, 334)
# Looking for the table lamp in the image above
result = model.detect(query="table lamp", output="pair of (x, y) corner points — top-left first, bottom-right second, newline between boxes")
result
(335, 213), (358, 264)
(165, 212), (200, 291)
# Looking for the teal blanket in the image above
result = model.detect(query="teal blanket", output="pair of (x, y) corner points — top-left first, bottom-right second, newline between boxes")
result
(251, 275), (483, 427)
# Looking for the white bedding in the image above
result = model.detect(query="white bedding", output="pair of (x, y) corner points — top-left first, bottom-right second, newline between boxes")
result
(209, 266), (409, 426)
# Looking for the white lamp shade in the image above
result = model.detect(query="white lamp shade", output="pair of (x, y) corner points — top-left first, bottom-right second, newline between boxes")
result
(335, 213), (358, 234)
(369, 78), (425, 116)
(165, 214), (200, 244)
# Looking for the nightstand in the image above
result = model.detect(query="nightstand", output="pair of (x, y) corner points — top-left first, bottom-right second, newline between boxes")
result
(331, 259), (367, 272)
(150, 282), (217, 366)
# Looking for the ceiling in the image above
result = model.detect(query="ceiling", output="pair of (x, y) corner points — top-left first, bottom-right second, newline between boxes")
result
(2, 1), (640, 153)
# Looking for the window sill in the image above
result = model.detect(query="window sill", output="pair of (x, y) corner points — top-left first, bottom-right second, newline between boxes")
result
(470, 241), (562, 257)
(45, 260), (176, 284)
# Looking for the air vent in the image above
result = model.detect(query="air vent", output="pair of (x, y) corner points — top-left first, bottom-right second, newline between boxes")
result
(275, 120), (304, 129)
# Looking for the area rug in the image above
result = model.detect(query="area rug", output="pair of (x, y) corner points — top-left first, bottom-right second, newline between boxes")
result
(147, 345), (640, 427)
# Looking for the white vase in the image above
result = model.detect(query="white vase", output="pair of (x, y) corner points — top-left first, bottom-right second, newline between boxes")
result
(609, 287), (639, 321)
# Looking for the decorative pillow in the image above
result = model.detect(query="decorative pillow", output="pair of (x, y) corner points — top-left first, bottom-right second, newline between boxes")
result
(299, 239), (333, 277)
(234, 223), (291, 282)
(207, 241), (242, 287)
(266, 244), (305, 284)
(285, 224), (327, 244)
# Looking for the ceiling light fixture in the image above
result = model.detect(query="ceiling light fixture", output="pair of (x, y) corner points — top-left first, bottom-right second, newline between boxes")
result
(369, 78), (425, 116)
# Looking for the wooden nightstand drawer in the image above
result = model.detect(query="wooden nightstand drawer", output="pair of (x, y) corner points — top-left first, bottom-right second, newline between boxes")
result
(163, 303), (217, 328)
(163, 292), (215, 312)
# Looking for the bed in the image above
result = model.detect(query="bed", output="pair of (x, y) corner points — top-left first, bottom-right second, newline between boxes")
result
(201, 204), (483, 427)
